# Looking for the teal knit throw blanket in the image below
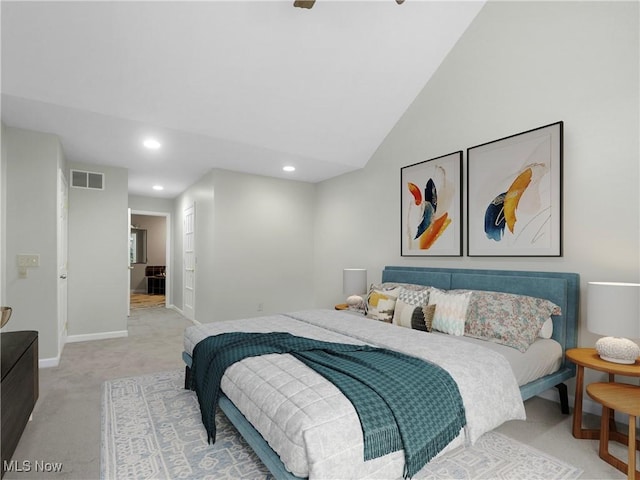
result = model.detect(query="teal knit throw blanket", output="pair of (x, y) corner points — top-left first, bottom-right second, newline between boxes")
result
(190, 332), (465, 479)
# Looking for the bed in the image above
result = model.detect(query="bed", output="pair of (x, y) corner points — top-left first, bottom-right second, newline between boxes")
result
(182, 266), (579, 479)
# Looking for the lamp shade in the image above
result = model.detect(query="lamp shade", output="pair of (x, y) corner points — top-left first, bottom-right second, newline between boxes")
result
(587, 282), (640, 339)
(343, 268), (367, 296)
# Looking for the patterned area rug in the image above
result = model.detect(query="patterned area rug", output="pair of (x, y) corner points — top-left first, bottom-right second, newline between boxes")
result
(101, 371), (583, 480)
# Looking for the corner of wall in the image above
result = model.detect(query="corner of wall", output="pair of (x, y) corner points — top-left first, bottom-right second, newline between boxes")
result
(1, 122), (7, 305)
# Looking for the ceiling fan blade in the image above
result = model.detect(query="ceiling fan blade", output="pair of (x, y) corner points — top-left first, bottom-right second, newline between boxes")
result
(293, 0), (315, 8)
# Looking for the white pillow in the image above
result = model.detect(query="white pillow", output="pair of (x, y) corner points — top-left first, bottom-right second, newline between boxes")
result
(392, 287), (430, 328)
(538, 318), (553, 339)
(428, 288), (471, 336)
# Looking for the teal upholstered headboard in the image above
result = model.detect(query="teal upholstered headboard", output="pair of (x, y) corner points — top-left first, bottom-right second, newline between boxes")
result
(381, 266), (580, 401)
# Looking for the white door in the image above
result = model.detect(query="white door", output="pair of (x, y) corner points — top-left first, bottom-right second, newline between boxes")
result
(57, 170), (68, 352)
(183, 203), (195, 321)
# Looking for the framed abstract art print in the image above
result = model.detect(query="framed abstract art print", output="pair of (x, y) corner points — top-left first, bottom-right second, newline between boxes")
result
(401, 151), (462, 256)
(467, 121), (563, 257)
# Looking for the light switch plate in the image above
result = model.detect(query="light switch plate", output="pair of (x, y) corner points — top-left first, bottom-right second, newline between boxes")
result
(17, 254), (40, 267)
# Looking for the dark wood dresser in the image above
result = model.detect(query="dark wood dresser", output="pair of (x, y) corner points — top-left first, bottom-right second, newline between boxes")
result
(1, 331), (39, 478)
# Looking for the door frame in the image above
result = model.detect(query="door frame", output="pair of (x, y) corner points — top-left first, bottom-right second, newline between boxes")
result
(57, 168), (68, 353)
(130, 209), (172, 308)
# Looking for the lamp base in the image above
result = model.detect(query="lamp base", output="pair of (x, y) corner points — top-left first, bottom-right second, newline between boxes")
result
(595, 337), (640, 364)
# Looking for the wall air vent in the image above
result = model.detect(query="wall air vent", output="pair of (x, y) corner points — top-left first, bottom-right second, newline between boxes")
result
(70, 169), (104, 190)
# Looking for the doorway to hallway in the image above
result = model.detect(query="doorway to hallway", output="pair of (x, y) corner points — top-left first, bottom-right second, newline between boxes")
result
(129, 211), (171, 313)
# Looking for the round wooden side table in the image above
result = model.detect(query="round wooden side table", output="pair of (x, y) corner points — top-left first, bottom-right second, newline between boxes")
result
(566, 348), (640, 440)
(587, 382), (640, 480)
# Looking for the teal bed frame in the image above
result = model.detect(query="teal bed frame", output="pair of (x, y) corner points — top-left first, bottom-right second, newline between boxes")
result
(183, 266), (580, 480)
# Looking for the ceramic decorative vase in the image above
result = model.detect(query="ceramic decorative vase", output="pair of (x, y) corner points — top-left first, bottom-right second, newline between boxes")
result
(595, 336), (640, 364)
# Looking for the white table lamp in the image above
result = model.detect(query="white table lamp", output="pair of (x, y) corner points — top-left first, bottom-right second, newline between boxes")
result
(343, 268), (367, 310)
(587, 281), (640, 364)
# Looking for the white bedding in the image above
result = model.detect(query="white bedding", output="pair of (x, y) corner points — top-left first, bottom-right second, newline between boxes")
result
(184, 309), (526, 479)
(445, 333), (562, 386)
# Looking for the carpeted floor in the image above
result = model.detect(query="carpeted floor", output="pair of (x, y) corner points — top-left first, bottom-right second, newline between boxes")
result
(4, 306), (628, 479)
(102, 370), (584, 480)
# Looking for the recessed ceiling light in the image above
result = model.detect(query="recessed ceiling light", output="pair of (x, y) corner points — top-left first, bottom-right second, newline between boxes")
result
(143, 138), (162, 150)
(152, 185), (164, 191)
(283, 166), (296, 172)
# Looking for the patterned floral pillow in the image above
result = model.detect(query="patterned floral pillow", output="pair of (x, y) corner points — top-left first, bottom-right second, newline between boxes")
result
(428, 288), (472, 336)
(392, 287), (430, 327)
(464, 291), (561, 352)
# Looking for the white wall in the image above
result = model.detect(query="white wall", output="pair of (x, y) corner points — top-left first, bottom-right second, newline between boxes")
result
(314, 1), (639, 340)
(1, 123), (7, 305)
(128, 194), (174, 214)
(67, 162), (128, 339)
(3, 126), (65, 362)
(173, 168), (316, 322)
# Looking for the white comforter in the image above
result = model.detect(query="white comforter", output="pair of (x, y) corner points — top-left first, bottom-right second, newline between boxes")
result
(183, 310), (526, 479)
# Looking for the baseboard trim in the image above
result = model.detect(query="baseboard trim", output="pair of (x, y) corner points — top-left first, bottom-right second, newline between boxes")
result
(66, 330), (128, 343)
(166, 304), (199, 325)
(537, 386), (600, 414)
(39, 355), (60, 368)
(167, 303), (181, 314)
(536, 386), (632, 425)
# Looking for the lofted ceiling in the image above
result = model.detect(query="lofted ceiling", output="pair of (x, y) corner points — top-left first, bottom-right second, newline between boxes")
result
(1, 1), (484, 198)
